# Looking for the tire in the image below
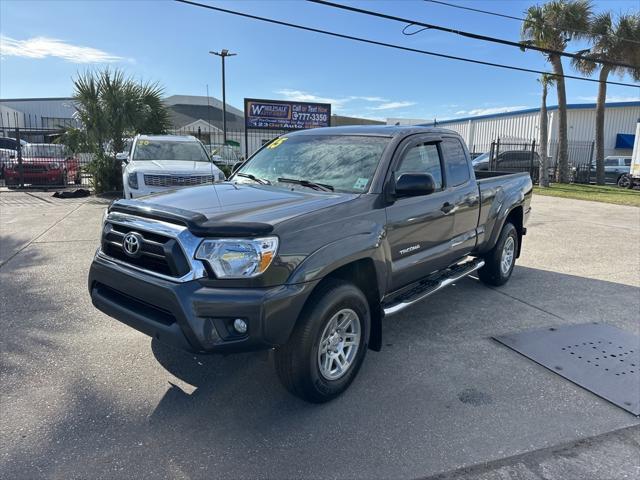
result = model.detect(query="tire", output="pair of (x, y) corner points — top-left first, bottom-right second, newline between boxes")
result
(274, 279), (370, 403)
(617, 174), (631, 189)
(478, 222), (518, 287)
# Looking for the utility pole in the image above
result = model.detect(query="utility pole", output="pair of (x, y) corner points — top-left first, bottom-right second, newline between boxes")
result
(209, 49), (237, 144)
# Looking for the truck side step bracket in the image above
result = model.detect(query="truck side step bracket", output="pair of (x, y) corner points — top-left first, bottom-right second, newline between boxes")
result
(382, 258), (485, 316)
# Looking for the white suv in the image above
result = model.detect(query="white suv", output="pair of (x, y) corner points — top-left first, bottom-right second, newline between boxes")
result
(121, 135), (224, 199)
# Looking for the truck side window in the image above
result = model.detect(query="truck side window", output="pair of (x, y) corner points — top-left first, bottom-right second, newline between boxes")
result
(397, 143), (443, 191)
(442, 138), (469, 187)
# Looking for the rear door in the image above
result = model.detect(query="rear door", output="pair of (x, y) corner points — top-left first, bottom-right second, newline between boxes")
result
(385, 135), (455, 291)
(604, 157), (623, 182)
(441, 136), (481, 260)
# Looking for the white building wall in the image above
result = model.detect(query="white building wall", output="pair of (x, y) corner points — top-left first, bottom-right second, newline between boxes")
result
(432, 104), (640, 156)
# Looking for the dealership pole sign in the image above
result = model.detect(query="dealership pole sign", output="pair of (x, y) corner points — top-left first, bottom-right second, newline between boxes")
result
(244, 98), (331, 130)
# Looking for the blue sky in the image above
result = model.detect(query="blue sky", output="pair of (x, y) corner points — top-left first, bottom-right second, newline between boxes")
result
(1, 0), (638, 121)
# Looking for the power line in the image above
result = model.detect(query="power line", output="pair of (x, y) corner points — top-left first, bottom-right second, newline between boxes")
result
(308, 0), (638, 70)
(424, 0), (640, 46)
(173, 0), (639, 88)
(426, 0), (523, 22)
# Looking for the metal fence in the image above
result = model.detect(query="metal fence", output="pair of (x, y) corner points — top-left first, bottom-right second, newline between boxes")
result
(484, 138), (595, 184)
(0, 124), (291, 189)
(167, 126), (289, 159)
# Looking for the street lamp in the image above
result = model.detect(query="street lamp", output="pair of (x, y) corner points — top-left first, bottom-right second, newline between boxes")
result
(209, 49), (237, 144)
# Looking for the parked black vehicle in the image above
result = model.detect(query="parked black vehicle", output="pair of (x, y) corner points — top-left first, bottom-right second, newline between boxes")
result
(473, 149), (542, 183)
(89, 126), (533, 402)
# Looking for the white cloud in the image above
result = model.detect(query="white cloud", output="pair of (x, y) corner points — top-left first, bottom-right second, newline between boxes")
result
(275, 89), (403, 113)
(275, 89), (342, 106)
(370, 101), (416, 111)
(0, 35), (124, 63)
(455, 105), (529, 116)
(349, 96), (389, 102)
(577, 95), (639, 103)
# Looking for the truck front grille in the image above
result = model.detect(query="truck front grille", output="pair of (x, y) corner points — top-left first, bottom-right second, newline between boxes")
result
(101, 222), (191, 278)
(143, 174), (214, 188)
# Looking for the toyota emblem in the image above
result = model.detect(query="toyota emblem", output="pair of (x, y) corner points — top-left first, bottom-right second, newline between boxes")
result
(122, 232), (142, 257)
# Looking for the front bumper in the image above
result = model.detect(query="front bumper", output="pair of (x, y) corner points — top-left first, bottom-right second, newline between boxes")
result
(88, 253), (318, 353)
(5, 169), (62, 184)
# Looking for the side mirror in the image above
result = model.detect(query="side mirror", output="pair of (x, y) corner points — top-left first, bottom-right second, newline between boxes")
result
(394, 172), (436, 197)
(115, 152), (128, 162)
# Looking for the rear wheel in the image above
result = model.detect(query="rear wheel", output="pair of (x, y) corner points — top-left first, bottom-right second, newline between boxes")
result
(274, 279), (370, 403)
(478, 222), (518, 286)
(617, 174), (631, 189)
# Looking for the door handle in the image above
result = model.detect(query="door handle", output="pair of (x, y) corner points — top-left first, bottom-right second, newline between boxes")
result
(441, 202), (455, 214)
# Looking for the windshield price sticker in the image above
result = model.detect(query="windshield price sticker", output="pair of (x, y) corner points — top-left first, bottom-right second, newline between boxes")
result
(267, 137), (288, 149)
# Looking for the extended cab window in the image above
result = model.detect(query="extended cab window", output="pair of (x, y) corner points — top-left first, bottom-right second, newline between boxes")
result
(397, 143), (443, 191)
(442, 138), (470, 187)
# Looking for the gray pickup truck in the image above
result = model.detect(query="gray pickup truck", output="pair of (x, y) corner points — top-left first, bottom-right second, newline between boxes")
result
(89, 126), (532, 402)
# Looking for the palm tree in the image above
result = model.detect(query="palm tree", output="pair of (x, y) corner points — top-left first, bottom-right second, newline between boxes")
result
(572, 12), (640, 185)
(67, 68), (171, 192)
(522, 0), (592, 184)
(537, 74), (556, 187)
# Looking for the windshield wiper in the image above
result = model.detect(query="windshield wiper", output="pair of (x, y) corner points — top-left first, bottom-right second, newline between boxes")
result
(235, 172), (271, 185)
(277, 177), (334, 192)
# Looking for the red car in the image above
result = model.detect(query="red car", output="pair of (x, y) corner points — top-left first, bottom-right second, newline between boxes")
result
(4, 144), (81, 187)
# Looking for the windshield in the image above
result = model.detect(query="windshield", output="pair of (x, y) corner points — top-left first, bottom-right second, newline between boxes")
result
(133, 140), (210, 162)
(234, 135), (389, 193)
(23, 144), (66, 157)
(472, 152), (489, 164)
(211, 145), (240, 161)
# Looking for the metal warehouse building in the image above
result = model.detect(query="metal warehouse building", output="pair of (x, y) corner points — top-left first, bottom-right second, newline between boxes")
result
(405, 101), (639, 158)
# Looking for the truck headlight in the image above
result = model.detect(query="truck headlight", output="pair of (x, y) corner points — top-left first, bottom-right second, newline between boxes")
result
(128, 172), (138, 189)
(195, 237), (278, 278)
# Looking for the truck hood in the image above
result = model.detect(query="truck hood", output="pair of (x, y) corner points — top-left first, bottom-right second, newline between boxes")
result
(114, 182), (359, 230)
(128, 160), (219, 174)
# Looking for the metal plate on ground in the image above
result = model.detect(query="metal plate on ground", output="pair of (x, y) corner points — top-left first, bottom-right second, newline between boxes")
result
(494, 323), (639, 416)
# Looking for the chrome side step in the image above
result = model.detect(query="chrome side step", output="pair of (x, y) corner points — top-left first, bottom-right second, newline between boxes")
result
(382, 258), (485, 316)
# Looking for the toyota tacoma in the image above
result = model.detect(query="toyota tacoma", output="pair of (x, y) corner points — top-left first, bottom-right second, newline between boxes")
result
(89, 126), (532, 403)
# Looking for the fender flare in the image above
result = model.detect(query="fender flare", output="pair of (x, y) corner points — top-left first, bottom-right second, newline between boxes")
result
(485, 192), (525, 254)
(287, 229), (388, 293)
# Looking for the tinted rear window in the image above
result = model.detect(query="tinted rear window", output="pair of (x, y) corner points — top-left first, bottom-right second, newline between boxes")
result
(442, 137), (469, 186)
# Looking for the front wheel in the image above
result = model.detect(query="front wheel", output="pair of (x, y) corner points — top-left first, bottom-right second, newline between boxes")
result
(478, 222), (518, 286)
(274, 279), (370, 403)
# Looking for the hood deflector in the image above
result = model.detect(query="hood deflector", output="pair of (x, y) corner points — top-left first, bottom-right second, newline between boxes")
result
(109, 200), (274, 237)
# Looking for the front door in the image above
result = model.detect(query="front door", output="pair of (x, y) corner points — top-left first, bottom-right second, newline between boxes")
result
(385, 136), (456, 292)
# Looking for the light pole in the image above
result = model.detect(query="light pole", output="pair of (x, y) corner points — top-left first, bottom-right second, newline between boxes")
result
(209, 49), (236, 144)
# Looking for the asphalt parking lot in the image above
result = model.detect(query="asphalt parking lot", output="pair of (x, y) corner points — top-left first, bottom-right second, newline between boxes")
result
(1, 191), (639, 479)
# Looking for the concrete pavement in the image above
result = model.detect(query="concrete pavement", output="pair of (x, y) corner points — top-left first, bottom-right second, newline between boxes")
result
(1, 191), (638, 479)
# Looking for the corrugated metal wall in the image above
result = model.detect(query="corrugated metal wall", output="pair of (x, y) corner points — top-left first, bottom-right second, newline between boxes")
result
(437, 105), (640, 156)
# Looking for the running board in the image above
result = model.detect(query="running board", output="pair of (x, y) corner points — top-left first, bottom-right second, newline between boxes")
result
(382, 258), (485, 316)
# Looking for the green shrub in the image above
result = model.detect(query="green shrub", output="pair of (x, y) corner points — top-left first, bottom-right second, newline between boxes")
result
(217, 164), (233, 179)
(86, 152), (122, 193)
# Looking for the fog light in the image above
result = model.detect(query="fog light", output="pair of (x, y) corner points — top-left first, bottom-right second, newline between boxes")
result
(233, 318), (248, 334)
